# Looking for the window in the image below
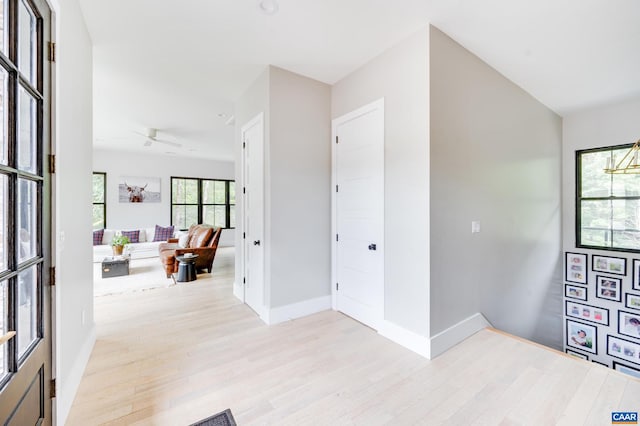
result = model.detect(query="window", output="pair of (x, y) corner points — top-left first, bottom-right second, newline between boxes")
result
(171, 177), (235, 230)
(92, 172), (106, 229)
(577, 144), (640, 252)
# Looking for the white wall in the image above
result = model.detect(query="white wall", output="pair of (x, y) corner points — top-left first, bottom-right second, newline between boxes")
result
(93, 149), (235, 246)
(331, 28), (431, 337)
(54, 0), (95, 423)
(235, 66), (332, 317)
(430, 26), (563, 349)
(268, 67), (332, 308)
(562, 97), (640, 249)
(234, 67), (269, 303)
(562, 97), (640, 364)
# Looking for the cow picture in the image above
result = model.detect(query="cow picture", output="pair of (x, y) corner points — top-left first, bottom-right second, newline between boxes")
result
(119, 176), (161, 203)
(125, 182), (147, 202)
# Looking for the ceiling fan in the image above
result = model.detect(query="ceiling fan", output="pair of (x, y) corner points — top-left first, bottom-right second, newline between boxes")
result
(135, 128), (182, 148)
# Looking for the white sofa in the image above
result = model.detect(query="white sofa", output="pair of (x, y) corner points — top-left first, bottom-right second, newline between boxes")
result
(93, 227), (179, 263)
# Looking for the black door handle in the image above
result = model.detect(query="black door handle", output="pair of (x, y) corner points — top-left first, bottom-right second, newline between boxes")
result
(254, 240), (261, 246)
(368, 243), (377, 251)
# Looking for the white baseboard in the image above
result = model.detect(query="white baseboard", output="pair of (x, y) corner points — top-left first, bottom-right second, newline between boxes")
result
(55, 325), (96, 426)
(378, 320), (431, 358)
(430, 312), (491, 358)
(264, 296), (332, 325)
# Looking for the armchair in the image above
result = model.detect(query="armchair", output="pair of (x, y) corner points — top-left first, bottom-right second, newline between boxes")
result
(158, 225), (222, 278)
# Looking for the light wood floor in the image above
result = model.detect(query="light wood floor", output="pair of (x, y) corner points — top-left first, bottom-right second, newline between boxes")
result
(67, 248), (640, 425)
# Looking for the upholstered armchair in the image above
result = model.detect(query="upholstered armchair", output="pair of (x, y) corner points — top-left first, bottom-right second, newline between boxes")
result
(158, 225), (222, 278)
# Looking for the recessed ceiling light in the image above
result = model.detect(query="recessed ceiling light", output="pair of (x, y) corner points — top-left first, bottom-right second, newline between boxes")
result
(259, 0), (279, 15)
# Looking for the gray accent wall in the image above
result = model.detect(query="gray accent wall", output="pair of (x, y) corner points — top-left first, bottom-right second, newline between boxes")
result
(332, 28), (430, 336)
(235, 66), (332, 310)
(429, 26), (563, 349)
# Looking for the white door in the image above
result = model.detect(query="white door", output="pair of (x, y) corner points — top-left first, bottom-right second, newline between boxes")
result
(242, 113), (265, 316)
(333, 99), (384, 330)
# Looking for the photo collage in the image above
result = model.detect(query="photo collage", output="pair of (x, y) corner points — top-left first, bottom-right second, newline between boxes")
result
(563, 253), (640, 377)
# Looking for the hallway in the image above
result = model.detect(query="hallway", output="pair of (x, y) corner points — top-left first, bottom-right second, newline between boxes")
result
(67, 248), (639, 425)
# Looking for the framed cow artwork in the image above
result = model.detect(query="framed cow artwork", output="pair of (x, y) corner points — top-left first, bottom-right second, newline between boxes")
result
(119, 176), (161, 203)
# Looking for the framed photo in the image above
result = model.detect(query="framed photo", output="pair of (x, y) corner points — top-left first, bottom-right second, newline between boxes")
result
(565, 252), (587, 284)
(634, 259), (640, 291)
(613, 361), (640, 379)
(592, 360), (608, 367)
(592, 255), (626, 276)
(607, 335), (640, 365)
(595, 275), (622, 302)
(118, 176), (161, 203)
(565, 348), (588, 360)
(565, 284), (587, 301)
(566, 319), (597, 354)
(618, 310), (640, 340)
(565, 300), (609, 326)
(625, 293), (640, 311)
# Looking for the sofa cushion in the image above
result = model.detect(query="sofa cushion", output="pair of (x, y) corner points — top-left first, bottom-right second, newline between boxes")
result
(159, 242), (179, 255)
(94, 240), (164, 263)
(178, 233), (190, 248)
(121, 230), (140, 243)
(153, 225), (175, 242)
(93, 229), (104, 246)
(102, 229), (115, 245)
(189, 226), (213, 248)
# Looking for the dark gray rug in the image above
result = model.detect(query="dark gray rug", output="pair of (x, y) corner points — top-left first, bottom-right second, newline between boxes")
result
(189, 408), (237, 426)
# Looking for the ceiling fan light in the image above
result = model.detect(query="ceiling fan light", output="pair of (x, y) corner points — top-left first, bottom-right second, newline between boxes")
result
(259, 0), (279, 15)
(143, 127), (157, 139)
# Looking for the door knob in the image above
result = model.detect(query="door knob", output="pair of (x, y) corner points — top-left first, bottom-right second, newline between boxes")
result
(253, 240), (261, 246)
(368, 243), (377, 251)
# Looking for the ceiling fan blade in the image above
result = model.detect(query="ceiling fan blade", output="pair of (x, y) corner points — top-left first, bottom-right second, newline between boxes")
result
(134, 127), (157, 138)
(155, 139), (182, 148)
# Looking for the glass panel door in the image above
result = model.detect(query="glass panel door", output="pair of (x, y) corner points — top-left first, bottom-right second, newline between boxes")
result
(0, 0), (52, 422)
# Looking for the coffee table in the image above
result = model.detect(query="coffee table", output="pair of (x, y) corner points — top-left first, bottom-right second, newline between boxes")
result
(102, 256), (130, 278)
(175, 254), (198, 282)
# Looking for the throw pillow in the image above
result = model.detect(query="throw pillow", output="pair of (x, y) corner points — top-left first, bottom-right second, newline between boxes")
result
(102, 229), (115, 245)
(178, 233), (190, 248)
(92, 229), (104, 246)
(153, 225), (174, 242)
(121, 230), (140, 244)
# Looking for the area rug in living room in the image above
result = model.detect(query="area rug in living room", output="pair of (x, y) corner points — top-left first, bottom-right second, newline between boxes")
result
(93, 257), (185, 297)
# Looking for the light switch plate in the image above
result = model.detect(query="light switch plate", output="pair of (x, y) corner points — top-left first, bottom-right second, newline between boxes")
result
(471, 221), (481, 233)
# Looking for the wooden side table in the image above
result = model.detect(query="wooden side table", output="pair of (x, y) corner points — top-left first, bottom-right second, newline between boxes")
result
(175, 254), (198, 282)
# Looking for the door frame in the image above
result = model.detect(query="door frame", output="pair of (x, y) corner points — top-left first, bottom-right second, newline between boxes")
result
(331, 98), (385, 327)
(239, 112), (265, 318)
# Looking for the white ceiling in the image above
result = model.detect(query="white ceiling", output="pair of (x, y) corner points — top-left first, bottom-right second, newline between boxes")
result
(80, 0), (640, 161)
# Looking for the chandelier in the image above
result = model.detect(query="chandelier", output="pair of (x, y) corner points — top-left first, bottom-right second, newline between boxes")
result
(604, 139), (640, 174)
